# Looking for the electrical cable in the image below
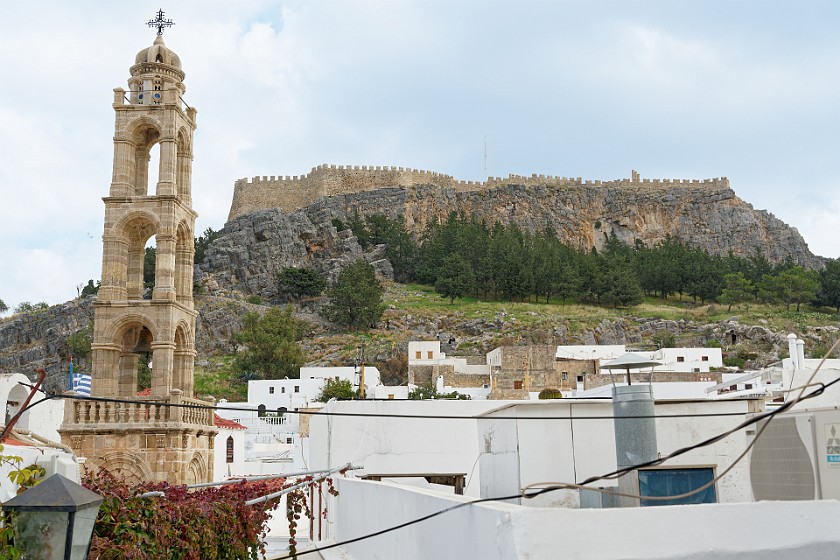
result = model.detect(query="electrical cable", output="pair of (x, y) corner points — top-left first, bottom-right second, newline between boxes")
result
(11, 340), (837, 557)
(275, 337), (840, 557)
(23, 389), (761, 421)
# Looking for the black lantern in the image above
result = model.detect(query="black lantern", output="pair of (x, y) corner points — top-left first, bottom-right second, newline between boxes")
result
(2, 474), (103, 560)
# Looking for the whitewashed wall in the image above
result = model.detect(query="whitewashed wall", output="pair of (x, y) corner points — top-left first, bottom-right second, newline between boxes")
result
(327, 477), (840, 560)
(0, 373), (65, 442)
(477, 399), (754, 506)
(310, 400), (515, 496)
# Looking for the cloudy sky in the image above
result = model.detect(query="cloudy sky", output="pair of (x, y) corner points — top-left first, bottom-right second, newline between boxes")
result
(1, 0), (838, 311)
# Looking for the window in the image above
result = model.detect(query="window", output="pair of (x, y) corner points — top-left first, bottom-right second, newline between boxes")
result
(415, 351), (421, 359)
(701, 356), (709, 362)
(676, 356), (685, 363)
(514, 381), (523, 390)
(388, 394), (395, 400)
(576, 375), (584, 383)
(269, 387), (274, 394)
(693, 368), (700, 373)
(281, 387), (286, 394)
(639, 468), (717, 506)
(561, 372), (568, 381)
(257, 404), (266, 418)
(745, 384), (753, 390)
(226, 436), (234, 463)
(428, 351), (433, 359)
(294, 386), (300, 393)
(286, 437), (293, 444)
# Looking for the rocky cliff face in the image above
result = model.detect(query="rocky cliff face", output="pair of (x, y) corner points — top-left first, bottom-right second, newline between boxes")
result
(0, 298), (95, 392)
(196, 208), (393, 302)
(308, 182), (820, 265)
(198, 181), (820, 300)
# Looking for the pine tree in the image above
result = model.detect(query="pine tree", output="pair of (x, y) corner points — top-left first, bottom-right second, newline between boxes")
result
(324, 260), (385, 329)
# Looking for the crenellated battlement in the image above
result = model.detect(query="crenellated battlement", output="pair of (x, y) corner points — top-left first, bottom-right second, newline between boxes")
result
(227, 165), (730, 221)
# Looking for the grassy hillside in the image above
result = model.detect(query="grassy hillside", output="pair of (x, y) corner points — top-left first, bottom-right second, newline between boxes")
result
(193, 281), (840, 400)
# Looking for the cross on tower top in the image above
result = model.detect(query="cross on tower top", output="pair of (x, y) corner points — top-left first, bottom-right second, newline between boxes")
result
(147, 9), (174, 36)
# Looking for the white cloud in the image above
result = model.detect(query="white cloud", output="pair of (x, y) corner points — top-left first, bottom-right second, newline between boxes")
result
(1, 0), (839, 308)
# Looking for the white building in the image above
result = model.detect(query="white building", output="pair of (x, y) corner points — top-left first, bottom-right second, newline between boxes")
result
(556, 344), (723, 373)
(409, 341), (491, 377)
(0, 373), (80, 500)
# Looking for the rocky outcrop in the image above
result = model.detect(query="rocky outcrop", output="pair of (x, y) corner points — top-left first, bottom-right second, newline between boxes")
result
(200, 178), (821, 301)
(0, 298), (95, 392)
(196, 208), (393, 301)
(302, 182), (821, 267)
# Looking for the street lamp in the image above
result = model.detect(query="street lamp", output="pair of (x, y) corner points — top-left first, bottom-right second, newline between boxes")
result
(2, 474), (103, 560)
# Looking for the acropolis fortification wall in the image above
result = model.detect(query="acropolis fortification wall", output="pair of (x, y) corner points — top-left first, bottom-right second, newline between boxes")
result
(227, 164), (730, 221)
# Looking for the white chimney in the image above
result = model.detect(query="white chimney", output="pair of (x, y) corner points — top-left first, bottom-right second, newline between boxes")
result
(787, 334), (799, 370)
(796, 339), (806, 370)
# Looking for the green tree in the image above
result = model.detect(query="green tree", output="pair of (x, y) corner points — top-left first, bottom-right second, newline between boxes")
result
(598, 264), (644, 308)
(277, 267), (327, 301)
(316, 378), (355, 401)
(233, 306), (306, 379)
(347, 211), (371, 249)
(144, 246), (156, 299)
(194, 227), (220, 265)
(816, 260), (840, 312)
(81, 279), (100, 297)
(719, 272), (754, 311)
(14, 302), (48, 314)
(759, 266), (819, 311)
(435, 254), (475, 304)
(780, 266), (820, 312)
(67, 323), (94, 362)
(0, 299), (7, 314)
(324, 260), (385, 329)
(408, 384), (469, 400)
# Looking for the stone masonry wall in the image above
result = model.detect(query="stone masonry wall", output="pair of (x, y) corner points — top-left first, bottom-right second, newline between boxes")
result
(228, 164), (730, 222)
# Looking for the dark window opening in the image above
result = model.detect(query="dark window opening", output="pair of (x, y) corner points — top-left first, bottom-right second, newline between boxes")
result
(639, 468), (717, 507)
(226, 436), (234, 464)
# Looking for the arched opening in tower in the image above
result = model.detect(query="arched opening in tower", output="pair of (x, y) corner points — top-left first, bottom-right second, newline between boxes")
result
(117, 324), (155, 396)
(129, 124), (161, 196)
(147, 142), (161, 194)
(144, 236), (156, 300)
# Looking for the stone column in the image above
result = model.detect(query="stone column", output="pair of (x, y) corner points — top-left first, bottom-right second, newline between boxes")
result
(90, 344), (120, 396)
(127, 243), (146, 300)
(118, 351), (139, 397)
(180, 152), (192, 204)
(174, 244), (193, 303)
(99, 237), (128, 302)
(135, 147), (150, 196)
(152, 235), (176, 301)
(150, 341), (175, 398)
(156, 138), (177, 196)
(110, 139), (135, 197)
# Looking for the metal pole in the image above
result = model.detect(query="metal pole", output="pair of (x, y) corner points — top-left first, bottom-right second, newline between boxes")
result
(612, 384), (657, 507)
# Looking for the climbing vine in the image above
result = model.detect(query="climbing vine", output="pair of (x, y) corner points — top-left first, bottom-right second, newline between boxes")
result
(84, 469), (285, 560)
(285, 473), (343, 560)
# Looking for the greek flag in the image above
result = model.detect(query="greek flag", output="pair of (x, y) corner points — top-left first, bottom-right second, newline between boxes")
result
(72, 373), (92, 397)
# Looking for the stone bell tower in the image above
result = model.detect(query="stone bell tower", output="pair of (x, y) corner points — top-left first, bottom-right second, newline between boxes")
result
(61, 13), (216, 485)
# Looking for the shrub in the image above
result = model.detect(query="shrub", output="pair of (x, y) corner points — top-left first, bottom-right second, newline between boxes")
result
(538, 388), (563, 399)
(84, 470), (284, 560)
(277, 267), (327, 301)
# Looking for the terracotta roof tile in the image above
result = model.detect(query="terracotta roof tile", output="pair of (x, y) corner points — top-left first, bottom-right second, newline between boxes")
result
(214, 414), (246, 430)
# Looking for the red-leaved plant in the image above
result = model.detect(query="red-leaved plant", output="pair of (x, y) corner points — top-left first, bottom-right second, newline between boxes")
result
(84, 469), (285, 560)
